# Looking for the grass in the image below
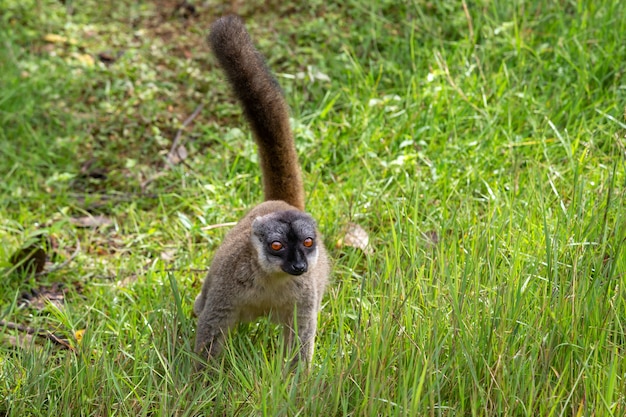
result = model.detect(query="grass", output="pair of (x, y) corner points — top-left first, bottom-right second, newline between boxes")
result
(1, 0), (625, 415)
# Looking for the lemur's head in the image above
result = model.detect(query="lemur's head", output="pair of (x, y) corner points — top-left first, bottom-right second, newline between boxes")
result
(251, 210), (319, 276)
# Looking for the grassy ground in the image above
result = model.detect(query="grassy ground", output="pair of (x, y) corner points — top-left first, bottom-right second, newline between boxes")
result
(1, 0), (625, 415)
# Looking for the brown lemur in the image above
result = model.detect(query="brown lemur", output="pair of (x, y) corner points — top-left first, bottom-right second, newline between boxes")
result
(193, 15), (330, 368)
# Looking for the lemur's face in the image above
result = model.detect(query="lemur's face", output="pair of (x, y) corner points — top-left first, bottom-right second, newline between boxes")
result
(251, 210), (319, 276)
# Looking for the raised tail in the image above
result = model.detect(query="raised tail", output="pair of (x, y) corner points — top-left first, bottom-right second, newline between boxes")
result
(208, 15), (305, 211)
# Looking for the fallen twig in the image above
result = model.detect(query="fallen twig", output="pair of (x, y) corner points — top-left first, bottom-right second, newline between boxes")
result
(434, 51), (487, 118)
(142, 103), (205, 191)
(37, 236), (81, 277)
(168, 103), (205, 161)
(0, 320), (75, 352)
(201, 221), (237, 231)
(461, 0), (474, 40)
(164, 268), (208, 274)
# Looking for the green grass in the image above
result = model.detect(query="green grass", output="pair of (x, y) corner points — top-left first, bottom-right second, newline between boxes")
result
(1, 0), (625, 415)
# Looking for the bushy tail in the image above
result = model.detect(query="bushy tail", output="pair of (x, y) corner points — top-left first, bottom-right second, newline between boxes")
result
(209, 15), (305, 210)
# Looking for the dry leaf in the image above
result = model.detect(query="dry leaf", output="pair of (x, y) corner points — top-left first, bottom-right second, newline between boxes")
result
(337, 222), (371, 254)
(43, 33), (67, 43)
(97, 50), (124, 65)
(160, 250), (176, 262)
(422, 230), (440, 247)
(72, 52), (95, 67)
(71, 215), (112, 228)
(167, 145), (188, 165)
(10, 245), (47, 274)
(116, 274), (138, 287)
(1, 333), (39, 351)
(20, 282), (66, 310)
(43, 33), (77, 45)
(10, 233), (52, 275)
(74, 329), (85, 344)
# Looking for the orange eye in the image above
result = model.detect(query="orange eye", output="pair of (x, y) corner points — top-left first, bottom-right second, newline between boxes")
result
(271, 241), (283, 251)
(303, 238), (314, 248)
